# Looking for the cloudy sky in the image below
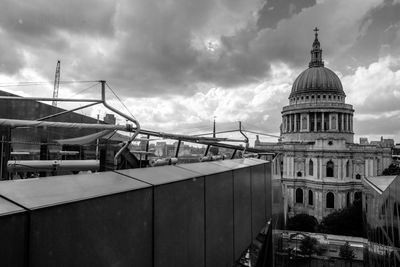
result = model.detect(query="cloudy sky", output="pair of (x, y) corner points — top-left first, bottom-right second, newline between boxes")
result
(1, 0), (400, 144)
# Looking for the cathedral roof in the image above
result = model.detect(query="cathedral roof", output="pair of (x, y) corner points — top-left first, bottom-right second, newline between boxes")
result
(289, 28), (345, 98)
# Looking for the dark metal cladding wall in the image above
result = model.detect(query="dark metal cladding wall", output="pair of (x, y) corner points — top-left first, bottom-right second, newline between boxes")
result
(205, 172), (234, 267)
(232, 167), (252, 259)
(28, 189), (153, 267)
(0, 198), (27, 267)
(264, 162), (272, 220)
(0, 159), (273, 267)
(154, 178), (205, 267)
(251, 164), (268, 239)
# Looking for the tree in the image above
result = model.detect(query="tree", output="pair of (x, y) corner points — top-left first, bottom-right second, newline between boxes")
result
(318, 200), (364, 237)
(300, 236), (318, 256)
(209, 146), (219, 156)
(300, 236), (318, 267)
(382, 163), (400, 175)
(339, 241), (355, 267)
(287, 214), (318, 232)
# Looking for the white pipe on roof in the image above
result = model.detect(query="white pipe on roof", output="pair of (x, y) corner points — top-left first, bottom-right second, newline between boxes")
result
(7, 160), (100, 172)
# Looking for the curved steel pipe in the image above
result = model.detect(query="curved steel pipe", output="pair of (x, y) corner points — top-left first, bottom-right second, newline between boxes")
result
(100, 81), (141, 168)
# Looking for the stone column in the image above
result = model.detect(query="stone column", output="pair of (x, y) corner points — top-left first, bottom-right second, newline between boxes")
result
(349, 159), (353, 179)
(294, 113), (297, 132)
(350, 115), (353, 132)
(341, 113), (344, 132)
(314, 113), (317, 132)
(369, 159), (374, 177)
(307, 114), (310, 132)
(319, 158), (323, 179)
(284, 116), (287, 133)
(321, 112), (325, 131)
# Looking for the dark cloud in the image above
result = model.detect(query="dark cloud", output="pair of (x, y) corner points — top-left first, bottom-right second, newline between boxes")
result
(257, 0), (316, 30)
(0, 0), (116, 39)
(0, 34), (25, 74)
(332, 0), (400, 72)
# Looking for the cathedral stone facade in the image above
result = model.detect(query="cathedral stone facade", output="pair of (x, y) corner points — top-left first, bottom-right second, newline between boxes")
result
(255, 29), (392, 221)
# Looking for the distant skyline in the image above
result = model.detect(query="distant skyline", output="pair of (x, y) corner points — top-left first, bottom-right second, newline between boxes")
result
(0, 0), (399, 143)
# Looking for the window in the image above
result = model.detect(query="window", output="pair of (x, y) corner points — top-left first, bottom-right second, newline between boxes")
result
(324, 113), (329, 130)
(302, 115), (307, 130)
(346, 161), (350, 177)
(309, 159), (314, 176)
(356, 174), (361, 180)
(308, 190), (313, 206)
(297, 171), (302, 177)
(354, 191), (362, 201)
(296, 188), (303, 204)
(326, 192), (334, 208)
(326, 160), (334, 177)
(331, 115), (336, 130)
(346, 192), (350, 207)
(310, 112), (315, 132)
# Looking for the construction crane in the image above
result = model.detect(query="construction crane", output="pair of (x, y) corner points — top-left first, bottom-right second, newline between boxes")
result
(52, 60), (61, 107)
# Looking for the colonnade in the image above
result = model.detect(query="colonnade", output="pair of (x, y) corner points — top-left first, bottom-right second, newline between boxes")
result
(282, 112), (353, 133)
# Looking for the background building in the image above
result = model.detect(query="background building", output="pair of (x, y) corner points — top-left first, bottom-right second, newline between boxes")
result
(256, 29), (393, 221)
(363, 175), (400, 266)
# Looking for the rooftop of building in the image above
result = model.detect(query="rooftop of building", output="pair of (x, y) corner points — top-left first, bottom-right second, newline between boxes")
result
(364, 175), (398, 194)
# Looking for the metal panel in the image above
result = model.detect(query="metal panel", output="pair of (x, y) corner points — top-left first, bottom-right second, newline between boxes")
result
(211, 160), (249, 170)
(251, 164), (267, 238)
(117, 165), (201, 185)
(29, 188), (153, 267)
(177, 161), (230, 175)
(232, 158), (267, 166)
(0, 197), (27, 267)
(232, 167), (252, 259)
(264, 162), (272, 219)
(0, 171), (150, 209)
(154, 177), (205, 267)
(205, 172), (234, 267)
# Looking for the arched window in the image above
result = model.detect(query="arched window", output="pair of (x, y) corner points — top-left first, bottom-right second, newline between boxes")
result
(297, 171), (302, 177)
(296, 188), (303, 204)
(308, 190), (313, 206)
(346, 160), (350, 177)
(326, 192), (334, 208)
(326, 160), (334, 177)
(356, 174), (361, 180)
(309, 159), (314, 176)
